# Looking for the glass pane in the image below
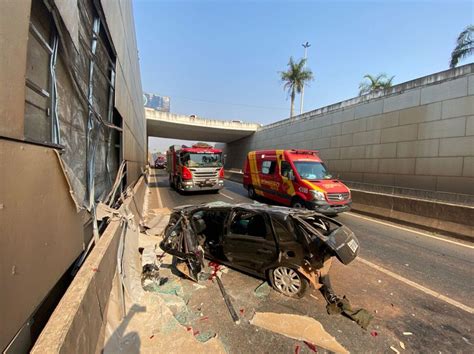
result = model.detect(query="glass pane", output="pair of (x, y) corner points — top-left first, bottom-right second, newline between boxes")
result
(24, 99), (51, 142)
(293, 161), (332, 180)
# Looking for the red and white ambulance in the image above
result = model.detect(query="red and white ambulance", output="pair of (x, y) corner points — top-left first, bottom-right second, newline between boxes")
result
(243, 149), (351, 215)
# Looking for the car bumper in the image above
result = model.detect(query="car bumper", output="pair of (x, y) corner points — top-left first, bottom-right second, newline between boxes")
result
(306, 200), (352, 214)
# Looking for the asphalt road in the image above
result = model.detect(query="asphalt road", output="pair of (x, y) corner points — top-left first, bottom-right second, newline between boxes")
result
(149, 169), (474, 353)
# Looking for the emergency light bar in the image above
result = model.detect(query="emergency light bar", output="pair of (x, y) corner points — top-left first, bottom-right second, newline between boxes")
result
(290, 149), (319, 155)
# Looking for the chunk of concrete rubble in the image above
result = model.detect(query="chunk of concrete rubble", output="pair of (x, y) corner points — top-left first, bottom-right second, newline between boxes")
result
(250, 312), (349, 354)
(141, 246), (159, 266)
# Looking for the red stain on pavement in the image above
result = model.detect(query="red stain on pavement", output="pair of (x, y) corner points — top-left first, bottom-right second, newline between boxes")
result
(303, 341), (318, 352)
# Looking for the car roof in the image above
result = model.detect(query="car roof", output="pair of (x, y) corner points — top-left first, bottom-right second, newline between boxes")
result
(177, 201), (316, 223)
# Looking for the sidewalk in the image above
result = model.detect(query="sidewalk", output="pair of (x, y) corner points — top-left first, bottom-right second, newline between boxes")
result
(101, 171), (226, 353)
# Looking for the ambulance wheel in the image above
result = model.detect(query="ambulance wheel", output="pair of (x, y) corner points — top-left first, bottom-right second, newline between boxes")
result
(291, 198), (305, 209)
(248, 186), (256, 199)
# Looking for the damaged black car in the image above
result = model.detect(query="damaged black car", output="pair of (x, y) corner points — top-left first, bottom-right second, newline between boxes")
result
(159, 201), (360, 299)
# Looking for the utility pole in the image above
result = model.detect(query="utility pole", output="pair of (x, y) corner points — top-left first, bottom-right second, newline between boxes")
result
(300, 41), (311, 115)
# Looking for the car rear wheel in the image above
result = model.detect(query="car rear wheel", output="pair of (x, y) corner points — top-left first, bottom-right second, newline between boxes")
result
(248, 185), (256, 199)
(291, 198), (305, 209)
(269, 266), (308, 298)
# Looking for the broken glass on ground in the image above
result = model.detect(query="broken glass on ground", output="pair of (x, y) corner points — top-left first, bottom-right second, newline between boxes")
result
(254, 281), (272, 299)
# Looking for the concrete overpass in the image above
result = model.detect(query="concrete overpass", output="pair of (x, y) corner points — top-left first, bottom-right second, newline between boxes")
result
(146, 108), (260, 142)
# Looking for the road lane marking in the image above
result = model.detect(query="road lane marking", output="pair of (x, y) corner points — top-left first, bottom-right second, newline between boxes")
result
(220, 192), (234, 200)
(153, 172), (163, 208)
(357, 257), (474, 314)
(345, 212), (474, 249)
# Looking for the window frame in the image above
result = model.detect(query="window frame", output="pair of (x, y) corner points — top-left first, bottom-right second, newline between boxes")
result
(23, 1), (62, 147)
(228, 210), (270, 240)
(261, 160), (276, 175)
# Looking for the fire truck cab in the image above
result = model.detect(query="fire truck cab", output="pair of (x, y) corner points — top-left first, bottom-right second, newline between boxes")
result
(243, 149), (352, 215)
(167, 143), (225, 193)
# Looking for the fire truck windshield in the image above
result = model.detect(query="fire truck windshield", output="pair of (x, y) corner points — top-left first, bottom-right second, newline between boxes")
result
(181, 153), (222, 167)
(293, 161), (332, 180)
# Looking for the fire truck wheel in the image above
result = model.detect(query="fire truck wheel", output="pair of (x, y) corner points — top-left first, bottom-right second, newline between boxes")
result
(291, 198), (305, 209)
(248, 186), (256, 199)
(177, 180), (184, 193)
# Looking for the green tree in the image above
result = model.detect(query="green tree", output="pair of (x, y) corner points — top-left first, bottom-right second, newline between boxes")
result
(280, 57), (314, 118)
(450, 25), (474, 68)
(358, 73), (395, 96)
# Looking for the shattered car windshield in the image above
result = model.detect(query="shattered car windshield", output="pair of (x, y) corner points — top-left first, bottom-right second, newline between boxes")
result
(293, 161), (332, 180)
(182, 153), (223, 167)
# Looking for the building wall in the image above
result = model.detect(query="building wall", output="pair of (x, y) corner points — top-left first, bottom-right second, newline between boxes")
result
(223, 64), (474, 196)
(0, 0), (145, 350)
(102, 0), (147, 181)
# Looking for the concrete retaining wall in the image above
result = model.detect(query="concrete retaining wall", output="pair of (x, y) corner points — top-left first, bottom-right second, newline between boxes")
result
(31, 176), (146, 353)
(222, 64), (474, 198)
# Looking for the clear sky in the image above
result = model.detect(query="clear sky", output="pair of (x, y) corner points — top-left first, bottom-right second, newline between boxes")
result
(134, 0), (473, 152)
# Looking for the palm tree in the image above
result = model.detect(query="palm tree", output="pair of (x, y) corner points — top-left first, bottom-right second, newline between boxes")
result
(358, 73), (395, 96)
(280, 57), (314, 118)
(450, 25), (474, 68)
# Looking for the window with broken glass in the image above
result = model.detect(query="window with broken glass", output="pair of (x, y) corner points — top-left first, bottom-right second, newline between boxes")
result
(24, 0), (60, 145)
(77, 0), (118, 205)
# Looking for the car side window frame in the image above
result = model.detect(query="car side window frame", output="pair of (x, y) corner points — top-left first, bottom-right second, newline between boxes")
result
(271, 217), (296, 242)
(227, 209), (272, 241)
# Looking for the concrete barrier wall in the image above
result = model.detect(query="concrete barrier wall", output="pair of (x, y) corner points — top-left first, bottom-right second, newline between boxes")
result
(222, 64), (474, 197)
(31, 176), (146, 353)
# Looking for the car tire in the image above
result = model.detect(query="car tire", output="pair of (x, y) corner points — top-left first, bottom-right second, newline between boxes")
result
(248, 185), (256, 199)
(269, 266), (308, 298)
(291, 198), (305, 209)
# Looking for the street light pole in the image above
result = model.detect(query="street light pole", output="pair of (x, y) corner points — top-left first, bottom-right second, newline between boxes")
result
(300, 41), (311, 115)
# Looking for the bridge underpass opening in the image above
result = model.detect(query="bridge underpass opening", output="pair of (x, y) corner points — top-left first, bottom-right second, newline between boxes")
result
(145, 108), (260, 143)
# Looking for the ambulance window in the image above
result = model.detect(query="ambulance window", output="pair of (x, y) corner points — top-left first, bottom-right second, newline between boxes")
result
(261, 160), (276, 175)
(281, 161), (292, 178)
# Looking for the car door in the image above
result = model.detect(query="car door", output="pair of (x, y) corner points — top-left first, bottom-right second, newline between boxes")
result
(278, 160), (296, 206)
(260, 159), (279, 202)
(222, 209), (278, 274)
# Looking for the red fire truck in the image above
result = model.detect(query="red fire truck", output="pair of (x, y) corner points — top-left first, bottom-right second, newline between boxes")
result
(167, 143), (225, 193)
